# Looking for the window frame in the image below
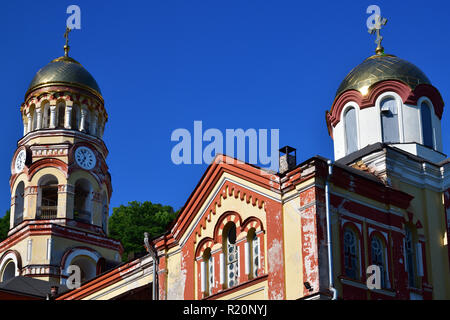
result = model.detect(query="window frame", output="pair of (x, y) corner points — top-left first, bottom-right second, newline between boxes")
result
(342, 223), (362, 281)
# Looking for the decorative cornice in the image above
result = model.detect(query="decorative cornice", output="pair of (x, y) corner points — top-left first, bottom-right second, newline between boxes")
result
(0, 219), (122, 254)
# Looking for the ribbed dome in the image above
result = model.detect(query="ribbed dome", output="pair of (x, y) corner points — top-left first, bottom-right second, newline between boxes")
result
(336, 54), (431, 98)
(26, 56), (101, 98)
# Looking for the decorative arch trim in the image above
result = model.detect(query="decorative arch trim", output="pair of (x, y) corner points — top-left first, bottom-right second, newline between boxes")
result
(60, 246), (101, 276)
(0, 250), (22, 278)
(191, 183), (266, 245)
(326, 81), (445, 136)
(27, 158), (68, 182)
(195, 237), (214, 258)
(212, 211), (243, 244)
(241, 217), (264, 234)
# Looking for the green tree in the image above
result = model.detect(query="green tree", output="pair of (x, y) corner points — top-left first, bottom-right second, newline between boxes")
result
(109, 201), (177, 261)
(0, 210), (10, 242)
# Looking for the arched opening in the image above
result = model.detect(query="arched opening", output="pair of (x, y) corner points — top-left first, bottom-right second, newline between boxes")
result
(344, 107), (358, 155)
(42, 103), (51, 129)
(370, 235), (389, 288)
(37, 175), (58, 219)
(405, 225), (418, 288)
(30, 106), (37, 131)
(380, 98), (400, 143)
(1, 260), (16, 282)
(57, 104), (65, 129)
(343, 226), (361, 280)
(74, 179), (92, 224)
(70, 255), (97, 283)
(201, 248), (213, 296)
(222, 222), (238, 289)
(14, 182), (25, 226)
(71, 105), (80, 130)
(84, 109), (91, 134)
(420, 102), (434, 148)
(246, 228), (259, 279)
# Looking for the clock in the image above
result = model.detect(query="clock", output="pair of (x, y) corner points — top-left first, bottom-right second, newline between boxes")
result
(14, 149), (27, 173)
(75, 146), (96, 170)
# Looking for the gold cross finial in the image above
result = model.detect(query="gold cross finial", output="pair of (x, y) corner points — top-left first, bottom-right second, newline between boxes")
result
(368, 15), (388, 55)
(63, 27), (71, 57)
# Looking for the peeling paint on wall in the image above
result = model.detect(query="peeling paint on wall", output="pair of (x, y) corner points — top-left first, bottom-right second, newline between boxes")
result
(268, 239), (282, 274)
(166, 251), (186, 300)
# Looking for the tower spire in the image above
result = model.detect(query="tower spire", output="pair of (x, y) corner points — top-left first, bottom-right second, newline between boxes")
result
(63, 27), (71, 57)
(368, 14), (388, 55)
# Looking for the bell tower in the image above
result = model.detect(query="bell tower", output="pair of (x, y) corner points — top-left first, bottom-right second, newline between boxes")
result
(0, 30), (122, 286)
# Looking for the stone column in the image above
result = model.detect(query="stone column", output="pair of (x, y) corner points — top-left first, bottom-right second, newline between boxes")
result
(10, 196), (15, 230)
(24, 186), (38, 220)
(98, 119), (104, 138)
(91, 192), (102, 226)
(49, 103), (57, 129)
(35, 106), (42, 130)
(58, 184), (74, 219)
(23, 116), (28, 136)
(91, 114), (98, 136)
(64, 100), (73, 129)
(64, 106), (72, 129)
(26, 113), (32, 133)
(80, 106), (88, 132)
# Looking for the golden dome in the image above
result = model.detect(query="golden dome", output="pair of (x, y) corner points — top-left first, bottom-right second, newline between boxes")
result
(26, 55), (102, 98)
(336, 54), (431, 97)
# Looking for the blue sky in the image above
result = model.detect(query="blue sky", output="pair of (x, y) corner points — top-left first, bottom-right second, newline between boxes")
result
(0, 0), (449, 215)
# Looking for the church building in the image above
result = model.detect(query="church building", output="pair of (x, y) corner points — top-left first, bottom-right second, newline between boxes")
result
(2, 18), (450, 300)
(0, 30), (123, 296)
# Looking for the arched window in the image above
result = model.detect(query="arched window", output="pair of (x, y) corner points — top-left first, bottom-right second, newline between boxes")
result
(74, 179), (92, 224)
(14, 182), (25, 227)
(37, 175), (58, 219)
(343, 227), (360, 280)
(31, 107), (37, 131)
(370, 235), (388, 288)
(57, 104), (65, 128)
(420, 102), (434, 148)
(405, 226), (417, 288)
(71, 105), (80, 130)
(223, 222), (239, 288)
(43, 104), (51, 129)
(1, 260), (16, 282)
(201, 248), (214, 296)
(380, 98), (400, 143)
(344, 107), (358, 155)
(246, 229), (260, 279)
(70, 255), (97, 283)
(84, 110), (91, 134)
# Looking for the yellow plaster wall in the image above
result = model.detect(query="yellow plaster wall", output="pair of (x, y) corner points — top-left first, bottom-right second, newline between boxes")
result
(392, 178), (450, 299)
(282, 195), (303, 299)
(81, 267), (153, 300)
(216, 280), (268, 300)
(166, 249), (187, 300)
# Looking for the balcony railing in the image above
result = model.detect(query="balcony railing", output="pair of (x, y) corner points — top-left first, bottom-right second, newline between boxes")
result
(37, 206), (58, 220)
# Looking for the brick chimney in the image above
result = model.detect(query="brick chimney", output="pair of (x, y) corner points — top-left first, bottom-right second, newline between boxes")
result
(50, 286), (59, 298)
(279, 146), (296, 174)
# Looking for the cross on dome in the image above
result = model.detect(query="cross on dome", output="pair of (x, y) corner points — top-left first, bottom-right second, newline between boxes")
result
(368, 14), (388, 55)
(63, 27), (71, 57)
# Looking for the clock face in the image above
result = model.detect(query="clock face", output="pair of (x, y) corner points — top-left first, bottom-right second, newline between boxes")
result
(75, 147), (96, 170)
(15, 150), (26, 173)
